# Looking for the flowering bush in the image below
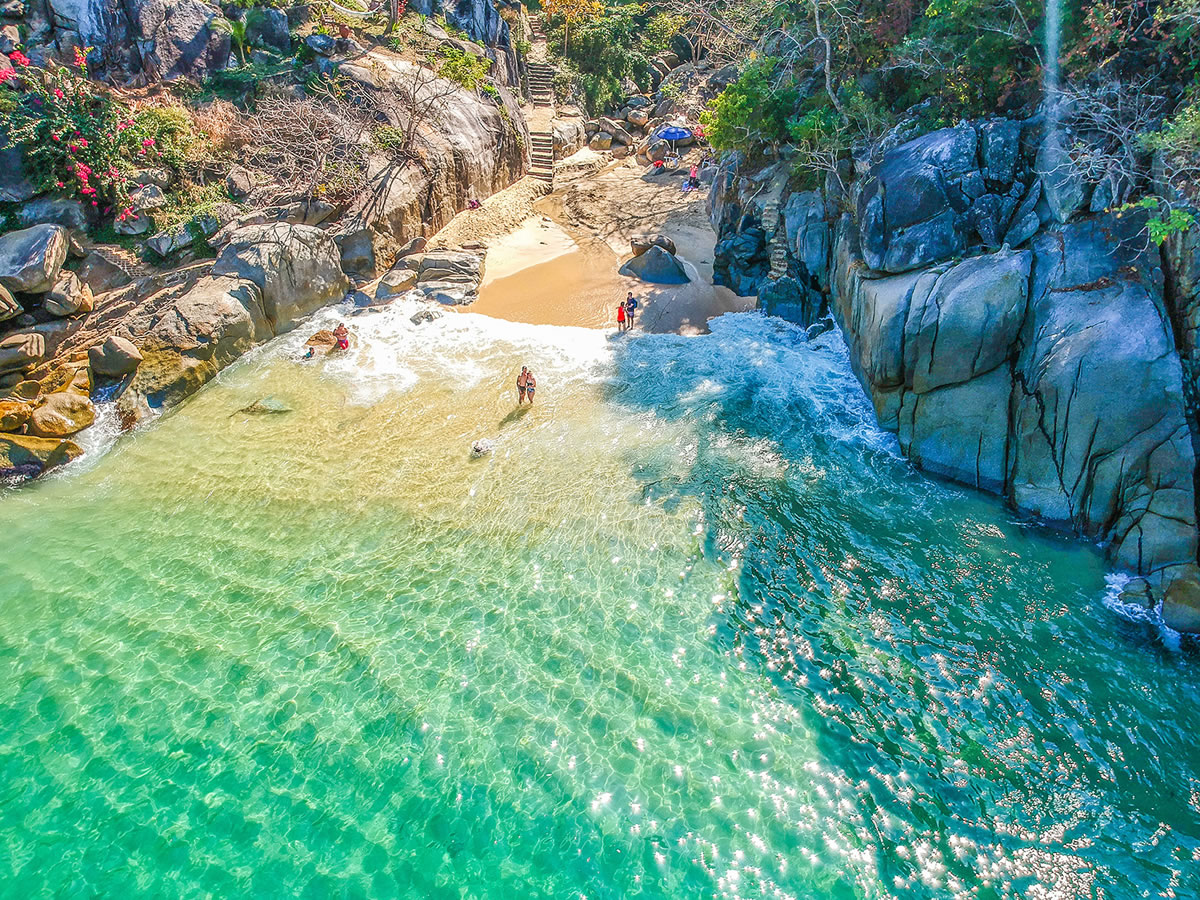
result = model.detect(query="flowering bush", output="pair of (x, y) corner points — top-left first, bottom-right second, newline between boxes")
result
(1, 55), (173, 218)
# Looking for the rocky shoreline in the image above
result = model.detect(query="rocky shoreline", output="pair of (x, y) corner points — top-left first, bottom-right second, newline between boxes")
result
(710, 119), (1200, 632)
(0, 0), (539, 482)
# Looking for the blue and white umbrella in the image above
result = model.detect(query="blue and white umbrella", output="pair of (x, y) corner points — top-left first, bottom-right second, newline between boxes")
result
(654, 126), (693, 144)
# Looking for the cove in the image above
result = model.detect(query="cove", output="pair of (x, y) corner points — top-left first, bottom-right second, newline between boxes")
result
(1, 301), (1198, 898)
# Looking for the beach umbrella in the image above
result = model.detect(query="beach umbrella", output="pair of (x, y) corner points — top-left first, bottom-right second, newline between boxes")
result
(654, 126), (693, 146)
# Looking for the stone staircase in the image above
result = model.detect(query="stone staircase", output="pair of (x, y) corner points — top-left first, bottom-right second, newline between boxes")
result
(761, 201), (789, 280)
(524, 14), (555, 186)
(527, 61), (554, 107)
(528, 131), (555, 184)
(92, 244), (154, 281)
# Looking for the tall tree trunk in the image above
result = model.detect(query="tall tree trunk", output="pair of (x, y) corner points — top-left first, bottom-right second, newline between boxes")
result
(384, 0), (399, 35)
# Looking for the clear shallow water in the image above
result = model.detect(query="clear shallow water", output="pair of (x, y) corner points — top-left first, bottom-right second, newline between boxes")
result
(1, 305), (1198, 898)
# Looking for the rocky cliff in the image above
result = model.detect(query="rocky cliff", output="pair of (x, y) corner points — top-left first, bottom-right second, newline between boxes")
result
(0, 0), (530, 480)
(334, 49), (529, 279)
(710, 119), (1200, 623)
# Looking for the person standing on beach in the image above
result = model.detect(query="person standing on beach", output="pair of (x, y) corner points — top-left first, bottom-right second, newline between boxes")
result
(616, 303), (627, 331)
(625, 292), (638, 328)
(525, 371), (536, 404)
(517, 366), (528, 404)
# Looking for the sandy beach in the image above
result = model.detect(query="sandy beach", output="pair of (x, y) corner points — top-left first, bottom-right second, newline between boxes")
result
(438, 150), (753, 334)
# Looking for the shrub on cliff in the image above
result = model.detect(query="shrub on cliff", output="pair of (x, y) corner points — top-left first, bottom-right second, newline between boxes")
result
(3, 53), (164, 217)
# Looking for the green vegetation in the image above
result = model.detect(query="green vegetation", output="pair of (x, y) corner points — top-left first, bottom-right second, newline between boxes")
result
(437, 47), (493, 91)
(543, 0), (680, 113)
(684, 0), (1199, 213)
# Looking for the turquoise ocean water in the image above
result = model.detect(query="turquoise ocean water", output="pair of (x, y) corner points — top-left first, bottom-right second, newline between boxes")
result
(1, 304), (1198, 898)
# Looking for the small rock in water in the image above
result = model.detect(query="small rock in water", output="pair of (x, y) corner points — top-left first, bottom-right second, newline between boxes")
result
(411, 308), (442, 326)
(805, 318), (834, 340)
(236, 395), (293, 416)
(471, 438), (494, 457)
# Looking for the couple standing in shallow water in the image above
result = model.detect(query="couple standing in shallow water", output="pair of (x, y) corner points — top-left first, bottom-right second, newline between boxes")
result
(516, 367), (537, 404)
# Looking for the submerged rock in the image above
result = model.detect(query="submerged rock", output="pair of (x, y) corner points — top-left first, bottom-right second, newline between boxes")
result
(236, 395), (292, 415)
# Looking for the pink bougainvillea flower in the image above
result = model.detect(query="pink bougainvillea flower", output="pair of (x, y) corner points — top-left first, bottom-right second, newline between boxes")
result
(142, 139), (156, 148)
(91, 201), (98, 207)
(54, 88), (64, 100)
(69, 144), (79, 153)
(0, 68), (14, 85)
(51, 133), (61, 142)
(55, 181), (64, 188)
(79, 138), (88, 148)
(9, 50), (30, 67)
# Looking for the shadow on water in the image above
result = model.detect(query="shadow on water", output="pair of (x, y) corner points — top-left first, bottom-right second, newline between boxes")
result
(498, 406), (532, 428)
(606, 312), (1200, 896)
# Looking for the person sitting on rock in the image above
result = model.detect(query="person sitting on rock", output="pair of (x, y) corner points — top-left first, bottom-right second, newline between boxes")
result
(333, 323), (350, 351)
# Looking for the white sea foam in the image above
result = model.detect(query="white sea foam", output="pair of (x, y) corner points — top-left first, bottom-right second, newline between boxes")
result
(1100, 571), (1185, 650)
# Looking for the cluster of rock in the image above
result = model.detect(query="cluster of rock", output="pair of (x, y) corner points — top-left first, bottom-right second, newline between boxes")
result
(0, 224), (147, 477)
(0, 220), (348, 482)
(710, 116), (1200, 630)
(373, 245), (487, 306)
(5, 0), (235, 82)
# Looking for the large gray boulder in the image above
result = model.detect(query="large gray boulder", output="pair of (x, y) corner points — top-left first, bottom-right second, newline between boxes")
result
(832, 208), (1198, 575)
(211, 224), (349, 333)
(45, 0), (229, 81)
(782, 191), (829, 291)
(898, 365), (1012, 492)
(619, 245), (689, 284)
(0, 224), (68, 294)
(43, 271), (95, 317)
(1011, 218), (1196, 573)
(418, 250), (484, 284)
(857, 125), (978, 273)
(14, 198), (90, 231)
(89, 335), (143, 377)
(855, 121), (1045, 274)
(118, 275), (268, 418)
(903, 248), (1030, 393)
(0, 332), (46, 376)
(758, 276), (822, 329)
(408, 0), (510, 46)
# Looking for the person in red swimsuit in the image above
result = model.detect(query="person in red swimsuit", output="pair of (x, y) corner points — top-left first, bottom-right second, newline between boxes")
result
(616, 303), (626, 331)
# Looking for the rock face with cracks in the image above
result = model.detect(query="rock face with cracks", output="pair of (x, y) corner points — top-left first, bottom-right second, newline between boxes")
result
(711, 115), (1200, 610)
(334, 51), (527, 279)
